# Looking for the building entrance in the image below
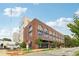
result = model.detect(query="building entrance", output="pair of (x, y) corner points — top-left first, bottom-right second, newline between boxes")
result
(39, 40), (49, 48)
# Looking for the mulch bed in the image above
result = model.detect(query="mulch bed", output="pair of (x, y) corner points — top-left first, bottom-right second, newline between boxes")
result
(7, 50), (25, 56)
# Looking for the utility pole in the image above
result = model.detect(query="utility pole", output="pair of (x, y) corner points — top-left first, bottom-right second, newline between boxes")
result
(9, 8), (13, 41)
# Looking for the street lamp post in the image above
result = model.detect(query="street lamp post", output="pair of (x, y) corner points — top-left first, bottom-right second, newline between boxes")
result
(9, 8), (13, 41)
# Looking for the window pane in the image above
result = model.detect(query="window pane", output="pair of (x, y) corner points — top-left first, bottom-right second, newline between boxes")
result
(38, 24), (43, 31)
(29, 25), (32, 32)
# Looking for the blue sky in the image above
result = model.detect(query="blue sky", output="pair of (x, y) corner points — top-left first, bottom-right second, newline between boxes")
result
(0, 3), (79, 39)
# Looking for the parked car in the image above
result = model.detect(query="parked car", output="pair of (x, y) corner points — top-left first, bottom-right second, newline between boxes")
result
(6, 42), (20, 50)
(0, 40), (4, 48)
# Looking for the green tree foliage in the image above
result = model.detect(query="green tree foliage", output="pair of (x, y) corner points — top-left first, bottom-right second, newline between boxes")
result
(66, 15), (79, 47)
(3, 38), (11, 41)
(67, 16), (79, 39)
(70, 38), (79, 47)
(20, 42), (26, 48)
(64, 35), (72, 47)
(64, 35), (79, 47)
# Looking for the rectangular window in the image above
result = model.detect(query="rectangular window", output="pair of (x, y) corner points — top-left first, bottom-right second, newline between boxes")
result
(29, 32), (32, 37)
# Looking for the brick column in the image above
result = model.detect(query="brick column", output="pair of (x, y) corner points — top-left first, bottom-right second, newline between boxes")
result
(32, 20), (38, 49)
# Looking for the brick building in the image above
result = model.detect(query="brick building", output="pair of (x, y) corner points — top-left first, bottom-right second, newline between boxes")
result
(23, 18), (64, 49)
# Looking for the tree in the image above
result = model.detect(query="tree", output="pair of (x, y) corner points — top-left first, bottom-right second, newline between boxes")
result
(64, 35), (79, 47)
(67, 15), (79, 47)
(67, 16), (79, 39)
(64, 35), (72, 47)
(3, 38), (11, 41)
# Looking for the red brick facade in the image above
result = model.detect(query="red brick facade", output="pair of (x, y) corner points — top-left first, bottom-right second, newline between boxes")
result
(23, 18), (64, 49)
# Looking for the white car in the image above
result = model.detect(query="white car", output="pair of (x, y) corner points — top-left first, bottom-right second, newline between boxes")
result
(6, 42), (20, 50)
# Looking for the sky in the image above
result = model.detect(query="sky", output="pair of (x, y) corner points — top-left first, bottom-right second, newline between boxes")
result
(0, 3), (79, 39)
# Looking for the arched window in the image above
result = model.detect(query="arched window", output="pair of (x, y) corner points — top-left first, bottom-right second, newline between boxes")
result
(44, 28), (49, 39)
(29, 25), (32, 37)
(38, 24), (43, 31)
(38, 24), (43, 36)
(49, 31), (53, 40)
(29, 25), (32, 32)
(53, 32), (56, 36)
(44, 28), (48, 34)
(49, 31), (52, 35)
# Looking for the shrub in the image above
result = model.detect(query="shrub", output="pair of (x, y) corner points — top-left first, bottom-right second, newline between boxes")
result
(20, 42), (26, 48)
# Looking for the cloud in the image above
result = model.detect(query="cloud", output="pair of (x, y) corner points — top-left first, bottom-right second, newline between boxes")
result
(0, 29), (11, 39)
(12, 27), (19, 33)
(3, 7), (27, 17)
(75, 9), (79, 16)
(0, 27), (19, 39)
(46, 17), (73, 35)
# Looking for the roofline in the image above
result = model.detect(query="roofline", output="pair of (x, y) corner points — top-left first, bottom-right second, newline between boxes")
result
(24, 18), (64, 36)
(33, 18), (64, 36)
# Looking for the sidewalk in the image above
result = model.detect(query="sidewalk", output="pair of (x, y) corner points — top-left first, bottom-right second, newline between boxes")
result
(0, 49), (8, 56)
